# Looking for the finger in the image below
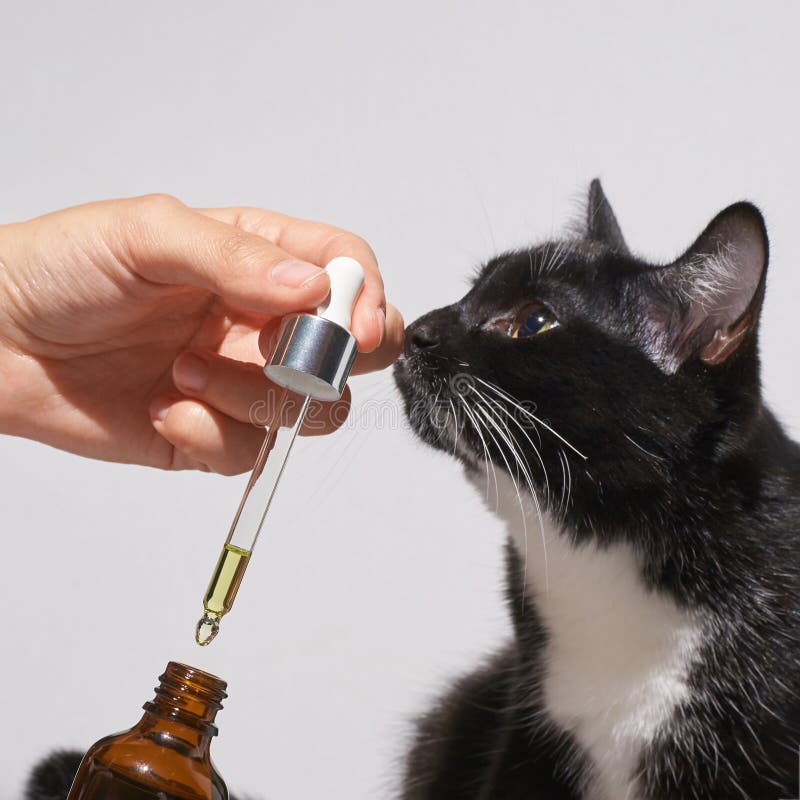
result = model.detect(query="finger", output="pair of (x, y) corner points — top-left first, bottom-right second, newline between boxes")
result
(259, 384), (352, 433)
(257, 303), (404, 377)
(148, 395), (265, 476)
(171, 349), (351, 434)
(120, 194), (331, 316)
(302, 387), (352, 437)
(350, 303), (404, 375)
(196, 207), (386, 353)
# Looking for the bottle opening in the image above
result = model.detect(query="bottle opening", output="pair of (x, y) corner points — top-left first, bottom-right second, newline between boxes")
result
(143, 662), (228, 734)
(161, 662), (227, 698)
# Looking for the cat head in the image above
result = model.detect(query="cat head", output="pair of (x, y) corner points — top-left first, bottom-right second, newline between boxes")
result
(394, 180), (769, 525)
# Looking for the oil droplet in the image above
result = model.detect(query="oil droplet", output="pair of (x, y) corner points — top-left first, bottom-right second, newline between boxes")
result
(195, 613), (220, 646)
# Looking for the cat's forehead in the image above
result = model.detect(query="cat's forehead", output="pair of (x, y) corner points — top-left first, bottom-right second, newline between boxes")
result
(471, 239), (612, 301)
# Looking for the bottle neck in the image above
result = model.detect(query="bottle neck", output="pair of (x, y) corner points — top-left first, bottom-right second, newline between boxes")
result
(141, 662), (227, 746)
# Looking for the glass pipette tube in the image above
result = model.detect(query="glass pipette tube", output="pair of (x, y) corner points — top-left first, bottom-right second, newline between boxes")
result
(194, 256), (365, 646)
(195, 388), (311, 645)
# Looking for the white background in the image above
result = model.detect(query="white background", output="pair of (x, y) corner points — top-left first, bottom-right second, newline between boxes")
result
(2, 2), (799, 798)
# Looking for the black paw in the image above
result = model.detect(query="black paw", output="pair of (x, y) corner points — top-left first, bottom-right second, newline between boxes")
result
(23, 750), (83, 800)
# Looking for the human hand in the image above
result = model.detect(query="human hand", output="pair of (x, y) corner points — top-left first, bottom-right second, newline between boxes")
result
(0, 195), (403, 474)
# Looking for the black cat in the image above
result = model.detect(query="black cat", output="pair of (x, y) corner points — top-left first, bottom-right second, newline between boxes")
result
(394, 181), (800, 799)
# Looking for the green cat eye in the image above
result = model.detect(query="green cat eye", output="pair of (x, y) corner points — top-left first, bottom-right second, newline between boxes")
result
(511, 304), (559, 338)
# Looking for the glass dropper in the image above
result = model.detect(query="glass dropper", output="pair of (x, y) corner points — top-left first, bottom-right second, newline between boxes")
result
(195, 257), (365, 645)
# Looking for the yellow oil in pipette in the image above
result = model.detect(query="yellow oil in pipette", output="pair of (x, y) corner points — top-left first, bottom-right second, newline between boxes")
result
(196, 544), (251, 645)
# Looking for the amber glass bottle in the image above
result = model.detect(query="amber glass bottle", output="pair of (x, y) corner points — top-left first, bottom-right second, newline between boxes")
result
(67, 662), (229, 800)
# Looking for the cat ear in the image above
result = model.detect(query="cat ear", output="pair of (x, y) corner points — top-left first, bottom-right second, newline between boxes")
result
(653, 202), (768, 368)
(586, 179), (629, 254)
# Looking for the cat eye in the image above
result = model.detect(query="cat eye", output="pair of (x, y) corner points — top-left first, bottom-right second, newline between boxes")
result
(510, 303), (559, 338)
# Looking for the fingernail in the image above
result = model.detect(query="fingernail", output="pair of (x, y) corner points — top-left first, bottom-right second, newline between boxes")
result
(174, 352), (208, 393)
(271, 260), (326, 288)
(375, 307), (386, 342)
(149, 396), (172, 423)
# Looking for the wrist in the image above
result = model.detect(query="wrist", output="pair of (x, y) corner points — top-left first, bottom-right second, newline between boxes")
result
(0, 222), (31, 436)
(0, 349), (27, 437)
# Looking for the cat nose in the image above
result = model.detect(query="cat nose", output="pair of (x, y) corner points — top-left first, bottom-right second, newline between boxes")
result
(407, 320), (440, 352)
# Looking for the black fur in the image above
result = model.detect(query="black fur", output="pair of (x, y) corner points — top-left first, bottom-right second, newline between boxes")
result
(23, 752), (84, 800)
(394, 181), (800, 799)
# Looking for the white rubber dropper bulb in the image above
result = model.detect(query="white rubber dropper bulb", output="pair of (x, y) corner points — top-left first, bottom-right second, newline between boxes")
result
(317, 256), (365, 330)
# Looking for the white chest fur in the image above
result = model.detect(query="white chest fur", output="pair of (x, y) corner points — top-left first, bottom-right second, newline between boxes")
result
(477, 472), (706, 800)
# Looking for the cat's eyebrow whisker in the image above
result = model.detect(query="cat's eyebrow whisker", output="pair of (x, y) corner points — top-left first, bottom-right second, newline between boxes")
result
(545, 238), (572, 276)
(542, 239), (557, 275)
(541, 238), (559, 275)
(473, 376), (588, 461)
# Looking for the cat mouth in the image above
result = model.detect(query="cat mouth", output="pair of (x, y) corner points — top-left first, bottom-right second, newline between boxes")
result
(394, 355), (488, 471)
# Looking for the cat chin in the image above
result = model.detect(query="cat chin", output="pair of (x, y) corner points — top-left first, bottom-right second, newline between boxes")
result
(421, 426), (483, 474)
(433, 424), (489, 476)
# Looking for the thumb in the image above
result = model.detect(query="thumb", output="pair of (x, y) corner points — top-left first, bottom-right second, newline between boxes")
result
(119, 194), (331, 315)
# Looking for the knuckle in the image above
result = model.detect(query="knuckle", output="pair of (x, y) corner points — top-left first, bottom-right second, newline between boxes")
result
(130, 193), (183, 220)
(323, 229), (378, 268)
(120, 193), (183, 242)
(141, 192), (182, 211)
(227, 206), (265, 231)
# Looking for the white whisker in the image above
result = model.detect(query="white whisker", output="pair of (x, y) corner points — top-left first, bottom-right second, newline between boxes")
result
(457, 393), (499, 508)
(469, 385), (551, 501)
(448, 398), (461, 457)
(623, 432), (665, 463)
(473, 376), (588, 460)
(471, 395), (550, 596)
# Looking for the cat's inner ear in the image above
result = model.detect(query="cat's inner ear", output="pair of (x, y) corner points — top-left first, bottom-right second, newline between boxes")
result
(655, 202), (768, 367)
(586, 178), (630, 254)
